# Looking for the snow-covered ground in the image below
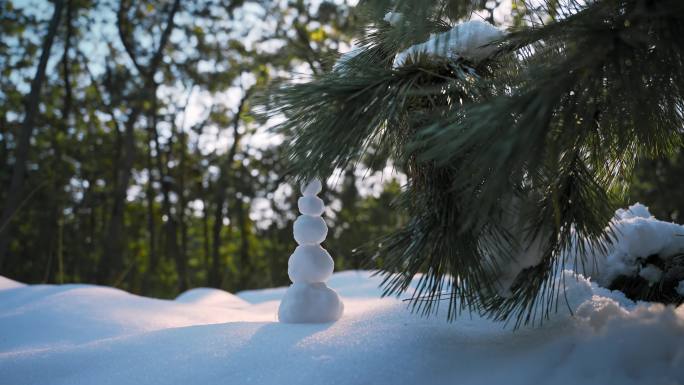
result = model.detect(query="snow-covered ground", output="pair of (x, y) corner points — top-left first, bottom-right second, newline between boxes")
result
(1, 269), (683, 385)
(1, 204), (684, 385)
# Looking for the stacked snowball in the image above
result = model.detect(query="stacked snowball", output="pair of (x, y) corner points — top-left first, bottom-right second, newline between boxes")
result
(278, 180), (344, 323)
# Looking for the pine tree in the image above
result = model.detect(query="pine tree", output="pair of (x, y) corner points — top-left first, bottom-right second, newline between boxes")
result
(264, 0), (684, 325)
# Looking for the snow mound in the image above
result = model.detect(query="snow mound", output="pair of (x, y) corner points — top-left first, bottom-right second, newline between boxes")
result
(584, 203), (684, 286)
(1, 270), (683, 385)
(0, 275), (25, 290)
(0, 283), (270, 353)
(175, 287), (249, 308)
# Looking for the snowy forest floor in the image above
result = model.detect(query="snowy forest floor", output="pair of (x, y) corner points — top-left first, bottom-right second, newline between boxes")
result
(1, 270), (683, 385)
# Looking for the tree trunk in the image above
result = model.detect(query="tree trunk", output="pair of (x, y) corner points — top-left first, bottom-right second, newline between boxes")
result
(99, 104), (139, 283)
(142, 128), (158, 294)
(0, 0), (65, 269)
(236, 190), (251, 289)
(202, 196), (211, 285)
(0, 112), (8, 174)
(177, 131), (189, 292)
(100, 0), (181, 284)
(210, 195), (225, 288)
(153, 107), (185, 293)
(41, 0), (75, 282)
(208, 88), (252, 288)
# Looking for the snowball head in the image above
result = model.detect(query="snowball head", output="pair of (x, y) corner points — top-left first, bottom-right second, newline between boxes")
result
(293, 215), (328, 245)
(298, 196), (325, 216)
(278, 282), (344, 323)
(288, 245), (334, 283)
(301, 179), (322, 196)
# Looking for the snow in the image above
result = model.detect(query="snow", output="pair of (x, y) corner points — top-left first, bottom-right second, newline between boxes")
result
(583, 203), (684, 286)
(616, 203), (653, 220)
(1, 270), (683, 385)
(279, 180), (342, 323)
(277, 282), (344, 323)
(175, 287), (249, 307)
(383, 11), (402, 26)
(0, 275), (25, 290)
(2, 203), (684, 383)
(491, 199), (550, 296)
(336, 20), (503, 72)
(639, 264), (664, 284)
(0, 283), (272, 354)
(393, 20), (504, 68)
(293, 215), (328, 244)
(288, 245), (334, 283)
(293, 181), (329, 245)
(300, 179), (322, 196)
(298, 196), (325, 216)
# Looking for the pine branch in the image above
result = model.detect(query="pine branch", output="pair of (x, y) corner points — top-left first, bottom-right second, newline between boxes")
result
(264, 0), (684, 326)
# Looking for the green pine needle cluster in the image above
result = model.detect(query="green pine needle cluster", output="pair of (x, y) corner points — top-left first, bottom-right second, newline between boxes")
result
(263, 0), (684, 325)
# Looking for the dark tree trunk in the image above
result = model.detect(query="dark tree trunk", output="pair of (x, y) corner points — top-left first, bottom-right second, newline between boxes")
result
(210, 193), (225, 288)
(99, 104), (139, 283)
(208, 88), (252, 288)
(236, 192), (251, 289)
(99, 0), (181, 284)
(41, 0), (75, 282)
(0, 0), (65, 269)
(142, 128), (158, 294)
(177, 131), (189, 292)
(0, 112), (8, 174)
(202, 196), (211, 285)
(153, 108), (185, 293)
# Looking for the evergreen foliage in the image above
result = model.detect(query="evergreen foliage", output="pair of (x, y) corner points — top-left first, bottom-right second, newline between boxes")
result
(267, 0), (684, 325)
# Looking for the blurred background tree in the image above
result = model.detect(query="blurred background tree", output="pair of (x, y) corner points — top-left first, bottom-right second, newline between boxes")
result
(630, 148), (684, 223)
(0, 0), (406, 298)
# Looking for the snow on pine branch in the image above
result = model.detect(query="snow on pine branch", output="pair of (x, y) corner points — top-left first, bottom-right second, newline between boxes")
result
(393, 20), (504, 68)
(583, 203), (684, 287)
(333, 19), (503, 72)
(383, 11), (402, 26)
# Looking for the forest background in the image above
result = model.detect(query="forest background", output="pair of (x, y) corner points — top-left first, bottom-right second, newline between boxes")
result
(1, 0), (680, 298)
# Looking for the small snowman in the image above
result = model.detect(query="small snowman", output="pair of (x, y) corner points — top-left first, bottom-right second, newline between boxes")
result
(278, 179), (344, 323)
